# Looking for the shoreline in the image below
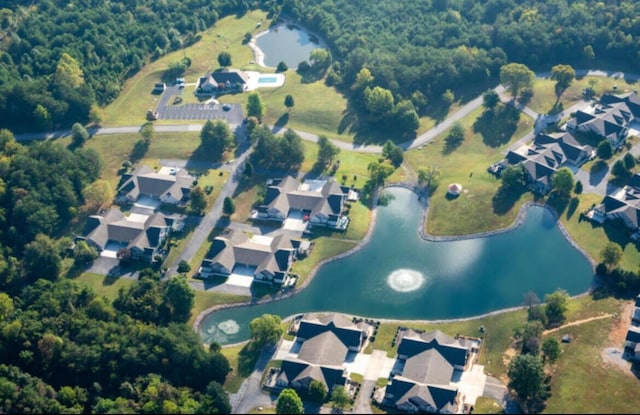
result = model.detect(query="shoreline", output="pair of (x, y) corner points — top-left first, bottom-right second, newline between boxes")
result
(195, 185), (600, 343)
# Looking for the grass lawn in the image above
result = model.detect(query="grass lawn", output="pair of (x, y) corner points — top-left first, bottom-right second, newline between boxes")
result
(405, 105), (535, 236)
(220, 344), (246, 393)
(558, 192), (640, 272)
(70, 273), (136, 301)
(292, 238), (356, 287)
(188, 290), (249, 327)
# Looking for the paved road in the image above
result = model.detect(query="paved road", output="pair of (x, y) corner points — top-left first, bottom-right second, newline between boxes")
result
(231, 343), (279, 414)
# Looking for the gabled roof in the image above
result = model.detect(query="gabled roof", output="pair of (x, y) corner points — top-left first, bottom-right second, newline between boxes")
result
(211, 70), (249, 85)
(118, 165), (193, 202)
(297, 313), (364, 350)
(386, 376), (458, 413)
(260, 177), (346, 218)
(278, 359), (345, 391)
(626, 325), (640, 343)
(297, 331), (349, 366)
(397, 329), (469, 368)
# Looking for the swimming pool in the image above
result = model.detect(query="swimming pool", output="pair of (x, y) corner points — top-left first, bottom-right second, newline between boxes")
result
(258, 76), (278, 84)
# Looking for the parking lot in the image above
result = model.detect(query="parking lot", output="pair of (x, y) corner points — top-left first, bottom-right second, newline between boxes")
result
(154, 84), (244, 124)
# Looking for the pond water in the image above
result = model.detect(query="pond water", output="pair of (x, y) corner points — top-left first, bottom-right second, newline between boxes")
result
(256, 24), (323, 68)
(198, 187), (594, 345)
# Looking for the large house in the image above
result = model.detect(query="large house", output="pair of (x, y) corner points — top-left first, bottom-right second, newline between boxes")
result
(197, 231), (297, 285)
(567, 91), (640, 147)
(198, 70), (249, 94)
(592, 173), (640, 234)
(275, 314), (369, 393)
(116, 165), (194, 207)
(383, 329), (477, 414)
(257, 177), (350, 230)
(504, 132), (594, 194)
(78, 208), (178, 262)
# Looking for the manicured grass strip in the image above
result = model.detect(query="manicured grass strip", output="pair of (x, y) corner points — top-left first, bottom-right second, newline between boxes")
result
(189, 290), (249, 327)
(220, 344), (245, 393)
(71, 272), (136, 301)
(292, 238), (356, 287)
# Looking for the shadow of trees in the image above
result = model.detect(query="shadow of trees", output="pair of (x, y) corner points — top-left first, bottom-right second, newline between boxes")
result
(491, 185), (527, 215)
(473, 104), (520, 147)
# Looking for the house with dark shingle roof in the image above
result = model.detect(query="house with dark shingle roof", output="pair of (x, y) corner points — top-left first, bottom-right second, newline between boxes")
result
(383, 329), (474, 414)
(296, 313), (368, 352)
(79, 208), (176, 262)
(197, 230), (296, 285)
(257, 176), (350, 230)
(567, 91), (640, 147)
(594, 173), (640, 234)
(504, 132), (593, 194)
(117, 165), (194, 206)
(276, 359), (347, 393)
(198, 69), (249, 93)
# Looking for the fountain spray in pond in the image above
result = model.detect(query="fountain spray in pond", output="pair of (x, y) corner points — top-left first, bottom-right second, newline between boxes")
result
(387, 269), (426, 292)
(217, 320), (240, 335)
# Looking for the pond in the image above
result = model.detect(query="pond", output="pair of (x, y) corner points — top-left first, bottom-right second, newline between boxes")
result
(255, 23), (324, 69)
(198, 187), (594, 345)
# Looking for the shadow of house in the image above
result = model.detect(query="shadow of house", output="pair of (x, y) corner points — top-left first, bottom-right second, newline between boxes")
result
(197, 230), (297, 286)
(382, 329), (477, 414)
(503, 132), (594, 195)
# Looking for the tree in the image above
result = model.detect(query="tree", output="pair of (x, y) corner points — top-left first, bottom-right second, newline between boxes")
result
(309, 48), (331, 74)
(249, 314), (283, 347)
(596, 140), (613, 160)
(177, 260), (191, 274)
(418, 166), (442, 195)
(246, 92), (265, 121)
(500, 63), (535, 97)
(611, 159), (630, 180)
(367, 161), (394, 186)
(140, 122), (154, 141)
(501, 164), (526, 189)
(441, 89), (455, 107)
(276, 61), (288, 73)
(544, 289), (569, 328)
(515, 320), (544, 355)
(317, 135), (340, 167)
(243, 161), (254, 178)
(382, 140), (403, 168)
(222, 197), (235, 216)
(625, 153), (637, 170)
(551, 64), (576, 91)
(189, 186), (208, 214)
(197, 381), (231, 414)
(82, 179), (114, 211)
(483, 89), (500, 109)
(523, 291), (541, 309)
(308, 379), (327, 403)
(71, 123), (89, 147)
(507, 354), (548, 413)
(600, 242), (623, 272)
(445, 121), (465, 151)
(164, 275), (194, 323)
(217, 51), (232, 68)
(284, 94), (295, 111)
(364, 86), (394, 116)
(330, 385), (350, 411)
(73, 240), (98, 264)
(276, 388), (304, 414)
(54, 52), (85, 90)
(542, 337), (561, 363)
(551, 167), (574, 196)
(23, 234), (62, 282)
(200, 120), (234, 161)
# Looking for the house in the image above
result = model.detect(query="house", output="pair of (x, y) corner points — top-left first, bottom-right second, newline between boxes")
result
(79, 208), (177, 262)
(633, 294), (640, 325)
(198, 231), (296, 285)
(625, 325), (640, 361)
(383, 329), (476, 414)
(275, 313), (369, 394)
(257, 176), (350, 230)
(198, 70), (249, 93)
(567, 91), (640, 147)
(116, 165), (194, 206)
(504, 132), (593, 194)
(593, 173), (640, 233)
(296, 313), (369, 352)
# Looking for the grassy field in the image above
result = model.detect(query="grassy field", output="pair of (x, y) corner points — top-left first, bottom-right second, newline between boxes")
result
(291, 238), (356, 287)
(188, 290), (249, 327)
(220, 344), (246, 393)
(404, 104), (535, 236)
(70, 273), (136, 300)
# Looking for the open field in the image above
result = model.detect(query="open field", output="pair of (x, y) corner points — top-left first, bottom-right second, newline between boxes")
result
(404, 104), (535, 236)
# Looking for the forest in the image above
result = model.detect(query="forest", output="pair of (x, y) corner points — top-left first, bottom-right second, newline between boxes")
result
(2, 1), (640, 132)
(0, 130), (232, 413)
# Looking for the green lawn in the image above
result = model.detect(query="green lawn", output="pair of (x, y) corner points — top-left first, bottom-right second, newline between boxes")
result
(188, 290), (249, 327)
(405, 104), (535, 236)
(292, 238), (356, 287)
(220, 344), (246, 393)
(70, 273), (136, 301)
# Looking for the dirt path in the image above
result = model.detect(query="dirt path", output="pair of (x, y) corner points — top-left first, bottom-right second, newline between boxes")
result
(543, 313), (614, 335)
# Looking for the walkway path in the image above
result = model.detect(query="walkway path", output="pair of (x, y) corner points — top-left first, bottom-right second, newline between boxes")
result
(543, 313), (614, 335)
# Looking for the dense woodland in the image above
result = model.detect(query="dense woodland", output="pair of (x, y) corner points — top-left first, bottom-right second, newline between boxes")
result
(0, 130), (231, 413)
(2, 0), (640, 133)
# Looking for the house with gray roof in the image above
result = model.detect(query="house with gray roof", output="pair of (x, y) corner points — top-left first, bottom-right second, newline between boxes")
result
(383, 329), (475, 414)
(197, 231), (296, 285)
(567, 91), (640, 147)
(276, 359), (347, 393)
(257, 176), (350, 230)
(504, 132), (593, 194)
(296, 313), (368, 352)
(593, 173), (640, 234)
(198, 69), (249, 94)
(79, 207), (176, 262)
(117, 165), (194, 206)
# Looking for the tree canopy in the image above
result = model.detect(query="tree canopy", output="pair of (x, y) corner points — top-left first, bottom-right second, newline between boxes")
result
(200, 120), (234, 161)
(500, 63), (535, 97)
(276, 388), (304, 414)
(507, 354), (549, 413)
(249, 314), (283, 347)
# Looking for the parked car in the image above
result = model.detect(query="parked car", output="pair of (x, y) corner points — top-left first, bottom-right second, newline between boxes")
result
(146, 109), (159, 121)
(222, 103), (232, 111)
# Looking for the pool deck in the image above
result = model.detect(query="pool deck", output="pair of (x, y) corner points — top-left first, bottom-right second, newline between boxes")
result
(244, 71), (285, 91)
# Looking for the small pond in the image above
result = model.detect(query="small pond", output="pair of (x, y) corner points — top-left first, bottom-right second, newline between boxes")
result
(198, 187), (594, 345)
(255, 23), (324, 68)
